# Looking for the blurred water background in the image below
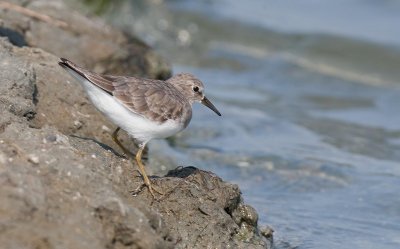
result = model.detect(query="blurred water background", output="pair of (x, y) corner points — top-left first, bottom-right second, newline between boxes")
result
(81, 0), (400, 248)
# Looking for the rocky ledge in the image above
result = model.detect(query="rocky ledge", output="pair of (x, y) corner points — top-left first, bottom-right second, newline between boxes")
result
(0, 1), (273, 248)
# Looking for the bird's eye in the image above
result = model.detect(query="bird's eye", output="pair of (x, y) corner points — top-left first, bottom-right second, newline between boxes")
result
(193, 86), (199, 92)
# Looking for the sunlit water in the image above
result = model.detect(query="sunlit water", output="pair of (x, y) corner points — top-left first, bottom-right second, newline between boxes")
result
(88, 0), (400, 248)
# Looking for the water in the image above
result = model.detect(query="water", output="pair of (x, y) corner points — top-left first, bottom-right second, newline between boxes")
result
(90, 0), (400, 248)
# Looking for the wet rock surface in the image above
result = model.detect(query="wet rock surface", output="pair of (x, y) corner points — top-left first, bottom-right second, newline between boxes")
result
(0, 1), (272, 248)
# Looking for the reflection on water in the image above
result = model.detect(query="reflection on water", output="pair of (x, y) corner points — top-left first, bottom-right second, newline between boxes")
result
(86, 0), (400, 248)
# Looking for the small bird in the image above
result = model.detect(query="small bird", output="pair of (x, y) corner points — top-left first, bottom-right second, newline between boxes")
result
(58, 58), (221, 197)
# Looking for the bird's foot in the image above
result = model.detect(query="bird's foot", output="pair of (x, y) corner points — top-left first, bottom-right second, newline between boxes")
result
(131, 180), (164, 199)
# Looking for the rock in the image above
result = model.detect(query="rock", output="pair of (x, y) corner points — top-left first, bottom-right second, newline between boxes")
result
(135, 166), (271, 248)
(0, 2), (273, 248)
(0, 124), (173, 249)
(0, 0), (171, 79)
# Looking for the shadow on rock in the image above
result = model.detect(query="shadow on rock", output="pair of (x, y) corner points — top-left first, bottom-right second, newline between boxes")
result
(70, 134), (123, 158)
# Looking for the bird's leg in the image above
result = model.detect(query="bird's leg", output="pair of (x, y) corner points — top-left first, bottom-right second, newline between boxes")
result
(134, 143), (164, 198)
(112, 128), (163, 198)
(112, 127), (134, 158)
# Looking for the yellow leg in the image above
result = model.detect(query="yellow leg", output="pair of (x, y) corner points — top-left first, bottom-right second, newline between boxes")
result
(135, 144), (164, 198)
(112, 127), (134, 157)
(112, 127), (163, 198)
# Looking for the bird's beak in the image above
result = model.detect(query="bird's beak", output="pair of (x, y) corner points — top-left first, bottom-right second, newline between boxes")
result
(201, 96), (221, 116)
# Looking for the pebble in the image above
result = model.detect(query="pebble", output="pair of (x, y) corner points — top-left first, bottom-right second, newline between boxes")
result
(28, 154), (40, 165)
(73, 120), (83, 129)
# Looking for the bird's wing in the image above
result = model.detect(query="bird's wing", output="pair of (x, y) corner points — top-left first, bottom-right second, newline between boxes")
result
(110, 76), (190, 124)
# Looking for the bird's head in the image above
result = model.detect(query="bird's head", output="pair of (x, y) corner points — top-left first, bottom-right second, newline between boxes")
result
(167, 73), (221, 116)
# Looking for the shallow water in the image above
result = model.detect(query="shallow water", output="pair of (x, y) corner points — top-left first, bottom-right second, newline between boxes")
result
(90, 1), (400, 248)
